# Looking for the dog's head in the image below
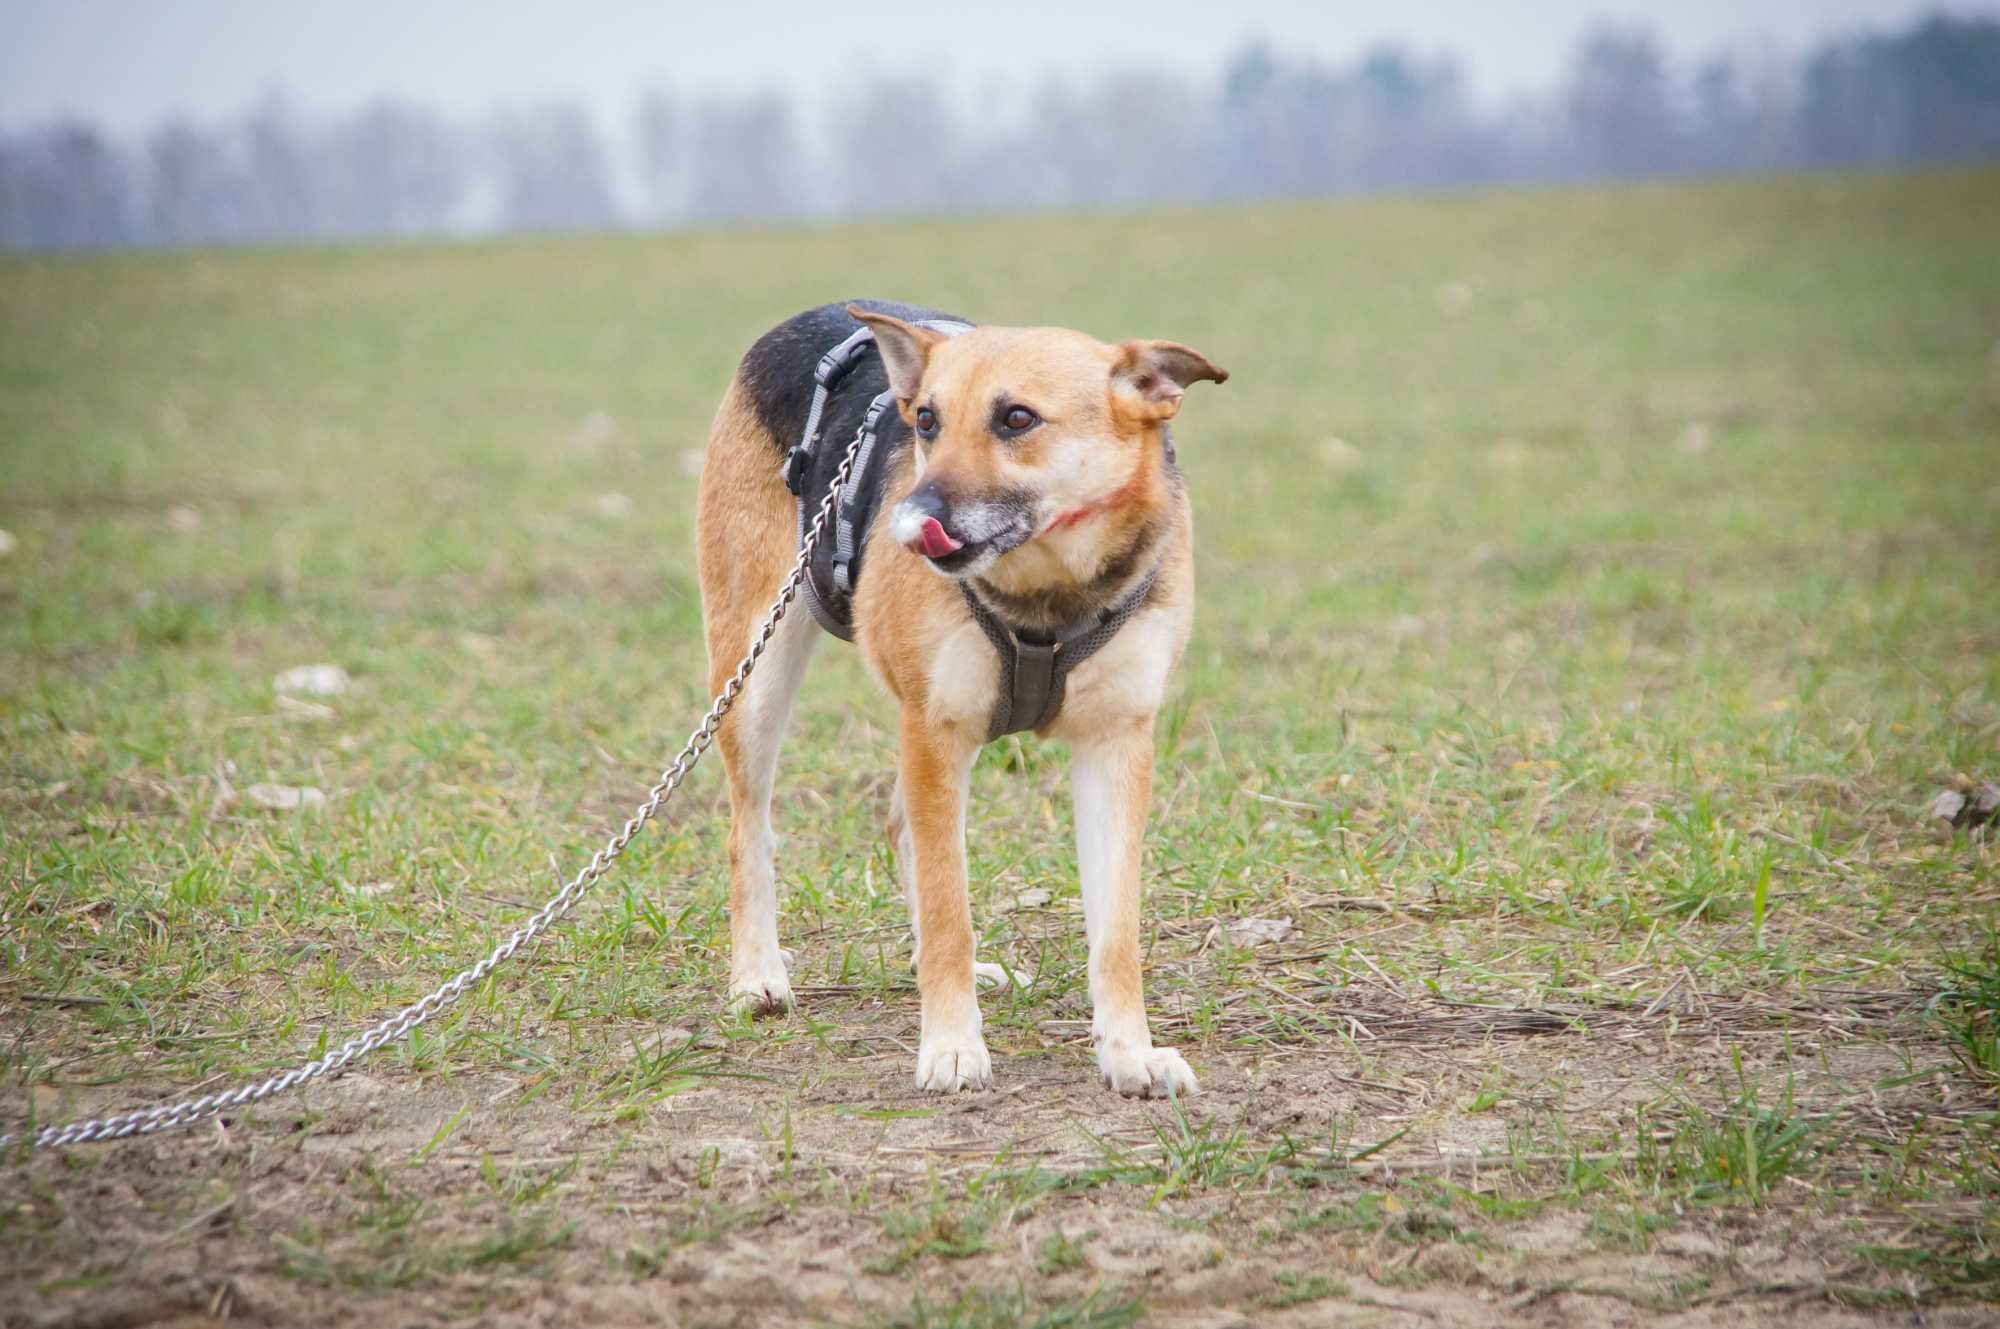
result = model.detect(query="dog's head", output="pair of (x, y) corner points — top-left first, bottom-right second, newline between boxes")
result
(849, 305), (1226, 581)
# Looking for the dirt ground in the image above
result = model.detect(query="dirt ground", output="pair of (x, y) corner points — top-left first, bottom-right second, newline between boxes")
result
(10, 975), (1995, 1329)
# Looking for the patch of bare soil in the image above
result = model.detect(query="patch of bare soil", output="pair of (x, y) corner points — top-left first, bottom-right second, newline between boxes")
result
(6, 985), (1994, 1328)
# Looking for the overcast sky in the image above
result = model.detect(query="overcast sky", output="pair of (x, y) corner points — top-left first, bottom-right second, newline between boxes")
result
(3, 0), (1988, 134)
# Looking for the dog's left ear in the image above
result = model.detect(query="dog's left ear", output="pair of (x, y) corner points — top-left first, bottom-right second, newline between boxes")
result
(847, 305), (943, 404)
(1110, 341), (1229, 423)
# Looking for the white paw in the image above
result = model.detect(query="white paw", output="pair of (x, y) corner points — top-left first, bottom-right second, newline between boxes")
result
(728, 961), (794, 1017)
(914, 1034), (994, 1093)
(1099, 1045), (1198, 1099)
(974, 960), (1033, 990)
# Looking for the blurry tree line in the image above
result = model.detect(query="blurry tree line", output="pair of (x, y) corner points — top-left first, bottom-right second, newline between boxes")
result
(5, 12), (1997, 251)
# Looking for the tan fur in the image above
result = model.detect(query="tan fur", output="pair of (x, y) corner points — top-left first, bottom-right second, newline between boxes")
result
(694, 312), (1224, 1096)
(695, 381), (814, 1012)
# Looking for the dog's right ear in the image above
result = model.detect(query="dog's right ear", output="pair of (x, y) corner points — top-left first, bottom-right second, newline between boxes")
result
(847, 305), (943, 403)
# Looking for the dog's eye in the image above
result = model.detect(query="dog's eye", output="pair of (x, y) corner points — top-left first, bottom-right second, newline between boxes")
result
(914, 406), (938, 437)
(1002, 406), (1038, 433)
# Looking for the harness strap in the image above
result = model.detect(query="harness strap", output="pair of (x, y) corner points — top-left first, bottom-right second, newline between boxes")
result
(785, 326), (876, 497)
(789, 317), (977, 639)
(959, 566), (1160, 742)
(833, 392), (897, 594)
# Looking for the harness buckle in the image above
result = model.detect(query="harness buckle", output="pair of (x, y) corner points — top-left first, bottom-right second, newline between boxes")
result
(816, 331), (872, 387)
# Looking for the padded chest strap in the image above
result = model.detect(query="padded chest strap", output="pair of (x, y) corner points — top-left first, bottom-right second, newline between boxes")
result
(959, 567), (1159, 742)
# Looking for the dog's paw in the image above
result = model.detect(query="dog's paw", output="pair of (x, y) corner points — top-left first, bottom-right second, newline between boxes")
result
(728, 967), (794, 1018)
(974, 960), (1033, 990)
(914, 1034), (994, 1093)
(1100, 1045), (1199, 1099)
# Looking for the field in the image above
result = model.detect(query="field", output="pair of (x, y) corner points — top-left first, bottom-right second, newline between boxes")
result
(4, 169), (1999, 1327)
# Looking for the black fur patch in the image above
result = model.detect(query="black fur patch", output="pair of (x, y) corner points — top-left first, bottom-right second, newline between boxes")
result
(738, 301), (971, 638)
(737, 300), (967, 460)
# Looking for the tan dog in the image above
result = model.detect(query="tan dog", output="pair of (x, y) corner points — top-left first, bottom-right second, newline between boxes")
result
(694, 302), (1225, 1096)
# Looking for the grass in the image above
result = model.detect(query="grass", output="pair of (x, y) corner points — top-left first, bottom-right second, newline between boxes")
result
(1634, 1058), (1820, 1204)
(1261, 1271), (1349, 1307)
(1939, 939), (2000, 1078)
(857, 1287), (1146, 1329)
(3, 167), (1998, 1324)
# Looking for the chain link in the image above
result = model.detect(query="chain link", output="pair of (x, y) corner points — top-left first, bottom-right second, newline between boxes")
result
(5, 420), (873, 1151)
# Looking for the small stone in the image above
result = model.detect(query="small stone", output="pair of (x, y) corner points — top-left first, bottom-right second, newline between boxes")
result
(273, 664), (351, 697)
(995, 887), (1053, 914)
(1206, 916), (1297, 947)
(166, 504), (203, 534)
(0, 530), (15, 558)
(1930, 780), (2000, 829)
(592, 492), (633, 519)
(246, 783), (329, 812)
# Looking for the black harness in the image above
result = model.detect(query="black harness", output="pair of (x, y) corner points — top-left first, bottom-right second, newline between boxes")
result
(781, 322), (1162, 742)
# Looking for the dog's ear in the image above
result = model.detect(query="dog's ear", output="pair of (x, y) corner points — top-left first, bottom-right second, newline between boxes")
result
(1110, 340), (1229, 422)
(847, 305), (943, 403)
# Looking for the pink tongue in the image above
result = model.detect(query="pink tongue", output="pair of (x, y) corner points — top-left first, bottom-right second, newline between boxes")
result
(916, 516), (964, 559)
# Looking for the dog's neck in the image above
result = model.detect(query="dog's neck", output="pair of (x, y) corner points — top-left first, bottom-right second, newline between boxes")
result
(971, 482), (1175, 637)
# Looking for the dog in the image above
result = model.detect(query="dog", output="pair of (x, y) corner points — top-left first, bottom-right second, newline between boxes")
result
(694, 301), (1226, 1096)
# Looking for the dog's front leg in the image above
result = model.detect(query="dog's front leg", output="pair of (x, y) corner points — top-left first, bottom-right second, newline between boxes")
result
(1074, 720), (1198, 1098)
(899, 708), (992, 1092)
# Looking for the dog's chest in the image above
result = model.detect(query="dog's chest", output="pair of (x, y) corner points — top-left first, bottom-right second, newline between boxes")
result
(911, 597), (1188, 742)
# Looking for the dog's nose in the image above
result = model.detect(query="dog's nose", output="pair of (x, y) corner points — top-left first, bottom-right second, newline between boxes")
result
(895, 487), (966, 559)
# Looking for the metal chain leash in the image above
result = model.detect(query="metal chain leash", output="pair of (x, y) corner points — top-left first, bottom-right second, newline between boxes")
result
(4, 419), (873, 1151)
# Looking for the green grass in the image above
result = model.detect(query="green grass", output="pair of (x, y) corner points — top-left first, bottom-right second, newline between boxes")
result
(1634, 1058), (1820, 1204)
(857, 1287), (1145, 1329)
(3, 168), (1999, 1322)
(1940, 939), (2000, 1077)
(1262, 1271), (1350, 1307)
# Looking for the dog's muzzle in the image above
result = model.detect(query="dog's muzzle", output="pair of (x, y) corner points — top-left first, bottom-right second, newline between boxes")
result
(891, 487), (1027, 578)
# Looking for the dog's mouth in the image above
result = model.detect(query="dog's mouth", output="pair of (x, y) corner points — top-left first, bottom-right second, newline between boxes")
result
(895, 500), (1035, 580)
(920, 539), (991, 577)
(906, 516), (986, 575)
(908, 526), (1031, 580)
(910, 516), (962, 560)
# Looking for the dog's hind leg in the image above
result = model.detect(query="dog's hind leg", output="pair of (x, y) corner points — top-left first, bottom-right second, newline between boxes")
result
(716, 605), (817, 1013)
(697, 381), (819, 1016)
